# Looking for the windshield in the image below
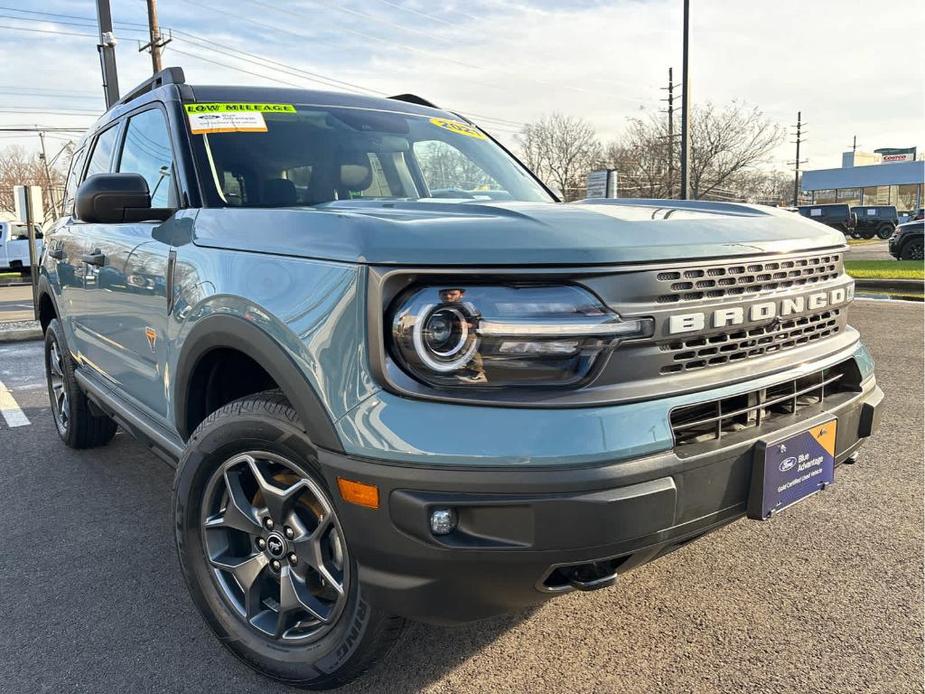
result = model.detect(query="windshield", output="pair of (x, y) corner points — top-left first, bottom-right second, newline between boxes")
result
(191, 103), (551, 207)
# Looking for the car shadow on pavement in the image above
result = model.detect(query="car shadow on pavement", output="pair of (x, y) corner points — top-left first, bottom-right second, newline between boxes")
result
(342, 609), (540, 694)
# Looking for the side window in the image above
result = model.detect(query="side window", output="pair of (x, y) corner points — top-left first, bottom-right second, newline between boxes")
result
(117, 108), (176, 208)
(84, 126), (119, 179)
(62, 145), (87, 214)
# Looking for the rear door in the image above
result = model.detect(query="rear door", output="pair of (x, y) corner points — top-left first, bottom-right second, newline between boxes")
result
(78, 105), (177, 419)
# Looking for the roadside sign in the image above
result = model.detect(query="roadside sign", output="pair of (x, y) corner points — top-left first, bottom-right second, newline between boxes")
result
(12, 185), (43, 320)
(874, 147), (916, 163)
(586, 169), (618, 199)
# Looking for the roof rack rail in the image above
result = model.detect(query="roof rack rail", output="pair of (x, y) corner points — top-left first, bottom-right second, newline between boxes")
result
(117, 66), (186, 106)
(388, 93), (440, 109)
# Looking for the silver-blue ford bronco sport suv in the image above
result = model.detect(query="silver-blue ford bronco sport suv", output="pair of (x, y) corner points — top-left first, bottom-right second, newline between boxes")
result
(38, 68), (883, 688)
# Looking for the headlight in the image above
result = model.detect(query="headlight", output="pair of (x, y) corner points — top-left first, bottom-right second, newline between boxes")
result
(388, 284), (652, 388)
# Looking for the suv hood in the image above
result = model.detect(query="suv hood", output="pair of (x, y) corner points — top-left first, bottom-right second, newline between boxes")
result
(192, 199), (846, 266)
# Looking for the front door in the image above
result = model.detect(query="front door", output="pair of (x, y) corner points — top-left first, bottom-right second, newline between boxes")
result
(78, 107), (178, 420)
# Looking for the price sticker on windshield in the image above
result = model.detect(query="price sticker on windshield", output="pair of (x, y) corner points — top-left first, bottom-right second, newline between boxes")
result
(185, 103), (295, 134)
(429, 117), (486, 140)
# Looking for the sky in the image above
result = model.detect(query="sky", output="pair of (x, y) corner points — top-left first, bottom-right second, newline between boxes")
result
(0, 0), (922, 173)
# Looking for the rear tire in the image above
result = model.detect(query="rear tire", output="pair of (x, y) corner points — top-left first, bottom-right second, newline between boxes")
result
(900, 239), (924, 261)
(174, 391), (404, 689)
(44, 318), (117, 448)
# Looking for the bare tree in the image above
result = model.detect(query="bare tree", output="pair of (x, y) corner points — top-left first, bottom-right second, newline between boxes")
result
(416, 141), (496, 192)
(604, 102), (783, 201)
(518, 113), (602, 201)
(0, 145), (69, 221)
(734, 170), (793, 206)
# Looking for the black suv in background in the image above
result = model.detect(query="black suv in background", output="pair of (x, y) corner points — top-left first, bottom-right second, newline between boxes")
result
(851, 205), (899, 240)
(797, 204), (856, 236)
(889, 220), (924, 260)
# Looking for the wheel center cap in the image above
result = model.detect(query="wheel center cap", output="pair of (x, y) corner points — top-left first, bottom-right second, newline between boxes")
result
(265, 532), (286, 558)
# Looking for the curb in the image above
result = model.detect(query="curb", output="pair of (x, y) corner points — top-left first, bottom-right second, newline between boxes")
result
(853, 278), (924, 292)
(0, 321), (41, 343)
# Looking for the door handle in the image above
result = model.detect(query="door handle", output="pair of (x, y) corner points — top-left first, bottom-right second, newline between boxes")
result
(81, 251), (106, 266)
(48, 248), (65, 260)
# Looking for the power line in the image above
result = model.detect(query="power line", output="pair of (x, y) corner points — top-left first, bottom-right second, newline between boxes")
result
(0, 5), (148, 28)
(369, 0), (456, 26)
(241, 0), (644, 101)
(0, 9), (526, 132)
(0, 23), (99, 39)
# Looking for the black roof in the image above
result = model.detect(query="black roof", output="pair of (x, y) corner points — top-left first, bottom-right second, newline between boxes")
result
(187, 85), (447, 118)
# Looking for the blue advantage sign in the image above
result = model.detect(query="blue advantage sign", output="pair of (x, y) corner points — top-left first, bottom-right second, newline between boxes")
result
(748, 420), (837, 520)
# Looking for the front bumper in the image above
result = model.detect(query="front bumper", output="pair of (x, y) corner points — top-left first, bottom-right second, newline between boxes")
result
(318, 373), (883, 625)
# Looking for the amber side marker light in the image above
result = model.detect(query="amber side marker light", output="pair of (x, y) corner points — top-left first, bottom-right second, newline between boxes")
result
(337, 478), (380, 509)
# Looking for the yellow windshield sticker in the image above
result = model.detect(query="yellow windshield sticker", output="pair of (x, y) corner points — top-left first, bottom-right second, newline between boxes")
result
(185, 104), (295, 134)
(429, 117), (486, 139)
(184, 103), (296, 114)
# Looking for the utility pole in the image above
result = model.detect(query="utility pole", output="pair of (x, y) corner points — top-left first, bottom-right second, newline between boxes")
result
(95, 0), (120, 108)
(37, 131), (59, 219)
(140, 0), (171, 74)
(660, 67), (676, 198)
(850, 135), (858, 153)
(679, 0), (691, 200)
(789, 111), (808, 207)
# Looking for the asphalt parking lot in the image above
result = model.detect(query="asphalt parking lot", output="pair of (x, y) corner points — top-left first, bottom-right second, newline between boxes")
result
(846, 240), (892, 260)
(0, 284), (34, 323)
(0, 301), (921, 693)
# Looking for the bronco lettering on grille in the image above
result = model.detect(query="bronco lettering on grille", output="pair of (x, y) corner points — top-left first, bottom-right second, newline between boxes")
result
(667, 286), (853, 335)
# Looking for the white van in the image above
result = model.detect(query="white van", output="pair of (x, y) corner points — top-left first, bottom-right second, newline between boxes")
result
(0, 221), (43, 274)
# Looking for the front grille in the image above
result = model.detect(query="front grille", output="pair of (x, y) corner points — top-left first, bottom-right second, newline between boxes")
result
(655, 252), (842, 304)
(659, 308), (843, 375)
(669, 359), (860, 450)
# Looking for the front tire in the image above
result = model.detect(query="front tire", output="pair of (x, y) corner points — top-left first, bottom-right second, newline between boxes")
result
(877, 224), (894, 240)
(900, 239), (924, 260)
(44, 318), (117, 448)
(173, 391), (403, 689)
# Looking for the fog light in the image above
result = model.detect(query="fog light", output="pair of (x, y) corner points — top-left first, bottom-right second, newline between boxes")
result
(429, 508), (457, 536)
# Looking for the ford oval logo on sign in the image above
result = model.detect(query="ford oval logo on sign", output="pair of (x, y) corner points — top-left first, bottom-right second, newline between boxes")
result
(778, 456), (797, 473)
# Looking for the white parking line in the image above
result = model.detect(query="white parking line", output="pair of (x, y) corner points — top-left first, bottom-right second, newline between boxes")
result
(0, 379), (30, 427)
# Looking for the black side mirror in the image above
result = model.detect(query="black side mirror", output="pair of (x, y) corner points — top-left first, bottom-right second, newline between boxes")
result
(76, 173), (174, 224)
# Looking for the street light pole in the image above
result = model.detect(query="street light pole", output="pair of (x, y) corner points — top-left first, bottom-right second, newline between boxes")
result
(679, 0), (691, 200)
(95, 0), (120, 108)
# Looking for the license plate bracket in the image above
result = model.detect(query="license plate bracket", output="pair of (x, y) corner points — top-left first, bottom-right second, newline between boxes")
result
(747, 419), (837, 520)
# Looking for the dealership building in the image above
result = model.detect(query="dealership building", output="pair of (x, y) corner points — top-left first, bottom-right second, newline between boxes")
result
(800, 148), (924, 212)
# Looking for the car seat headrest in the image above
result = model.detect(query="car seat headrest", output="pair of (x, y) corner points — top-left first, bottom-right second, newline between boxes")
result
(262, 178), (297, 206)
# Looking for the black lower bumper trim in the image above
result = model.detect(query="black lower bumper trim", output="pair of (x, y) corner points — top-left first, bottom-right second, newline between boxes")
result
(317, 378), (883, 624)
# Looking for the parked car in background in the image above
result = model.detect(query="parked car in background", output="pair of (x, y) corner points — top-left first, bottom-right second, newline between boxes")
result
(912, 208), (924, 221)
(850, 205), (898, 240)
(0, 221), (43, 275)
(888, 220), (924, 260)
(797, 203), (856, 236)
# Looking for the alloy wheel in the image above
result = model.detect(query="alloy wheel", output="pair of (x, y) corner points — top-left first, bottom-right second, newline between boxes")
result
(47, 338), (69, 433)
(201, 452), (350, 643)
